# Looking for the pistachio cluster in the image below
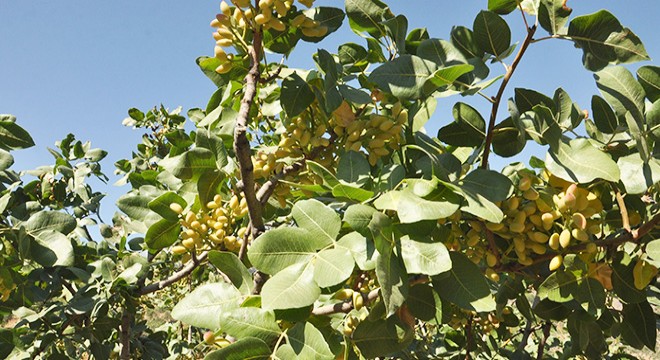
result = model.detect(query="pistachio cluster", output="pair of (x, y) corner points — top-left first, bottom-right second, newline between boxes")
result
(211, 0), (325, 74)
(331, 102), (407, 165)
(170, 193), (249, 256)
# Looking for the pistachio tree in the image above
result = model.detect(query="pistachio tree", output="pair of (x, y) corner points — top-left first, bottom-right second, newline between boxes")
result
(1, 0), (659, 359)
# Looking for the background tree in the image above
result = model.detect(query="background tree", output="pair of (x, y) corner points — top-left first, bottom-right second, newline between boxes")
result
(1, 0), (659, 359)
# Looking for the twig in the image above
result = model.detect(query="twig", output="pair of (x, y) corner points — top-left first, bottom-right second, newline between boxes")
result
(138, 251), (208, 295)
(234, 18), (265, 239)
(517, 2), (530, 30)
(517, 320), (533, 354)
(484, 226), (500, 261)
(616, 191), (631, 232)
(120, 309), (132, 360)
(252, 270), (268, 295)
(481, 25), (537, 169)
(536, 322), (551, 360)
(465, 315), (474, 360)
(311, 288), (380, 316)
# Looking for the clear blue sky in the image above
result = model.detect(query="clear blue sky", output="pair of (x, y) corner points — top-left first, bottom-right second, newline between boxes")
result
(1, 1), (658, 220)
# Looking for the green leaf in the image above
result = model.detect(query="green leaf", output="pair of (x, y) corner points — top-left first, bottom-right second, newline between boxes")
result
(410, 97), (437, 132)
(450, 26), (484, 59)
(460, 190), (505, 223)
(417, 39), (467, 67)
(622, 301), (657, 350)
(370, 214), (408, 316)
(352, 317), (414, 358)
(488, 0), (518, 14)
(407, 283), (438, 321)
(648, 99), (660, 141)
(437, 102), (486, 147)
(336, 231), (378, 271)
(276, 322), (334, 360)
(617, 154), (660, 195)
(400, 234), (451, 276)
(160, 148), (217, 180)
(382, 15), (408, 55)
(281, 73), (315, 117)
(432, 252), (495, 312)
(345, 0), (391, 38)
(338, 43), (369, 72)
(0, 149), (13, 171)
(291, 199), (340, 246)
(172, 282), (242, 330)
(637, 65), (660, 102)
(491, 118), (526, 157)
(337, 151), (370, 185)
(313, 247), (355, 287)
(459, 169), (513, 202)
(424, 64), (475, 94)
(343, 204), (378, 237)
(24, 211), (76, 235)
(515, 88), (555, 113)
(30, 230), (74, 267)
(574, 277), (606, 315)
(248, 227), (322, 275)
(591, 95), (619, 134)
(368, 54), (438, 100)
(261, 263), (320, 310)
(374, 186), (461, 224)
(647, 239), (660, 262)
(117, 194), (155, 222)
(595, 66), (648, 159)
(538, 0), (572, 35)
(197, 170), (224, 207)
(332, 184), (374, 202)
(208, 251), (253, 294)
(473, 11), (511, 58)
(144, 219), (181, 250)
(538, 270), (577, 303)
(611, 252), (646, 304)
(148, 191), (186, 221)
(568, 10), (649, 71)
(300, 7), (345, 43)
(195, 128), (228, 169)
(0, 120), (35, 150)
(533, 299), (571, 321)
(205, 337), (270, 360)
(218, 307), (281, 343)
(545, 138), (620, 183)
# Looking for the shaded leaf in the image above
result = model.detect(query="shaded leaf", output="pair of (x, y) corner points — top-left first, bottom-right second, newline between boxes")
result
(432, 252), (495, 312)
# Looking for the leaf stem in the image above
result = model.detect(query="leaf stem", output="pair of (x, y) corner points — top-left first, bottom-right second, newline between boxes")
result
(481, 24), (537, 169)
(615, 190), (631, 232)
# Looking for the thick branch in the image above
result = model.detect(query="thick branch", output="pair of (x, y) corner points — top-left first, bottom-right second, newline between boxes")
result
(311, 288), (380, 316)
(120, 309), (132, 360)
(234, 23), (265, 238)
(481, 25), (537, 169)
(138, 251), (208, 295)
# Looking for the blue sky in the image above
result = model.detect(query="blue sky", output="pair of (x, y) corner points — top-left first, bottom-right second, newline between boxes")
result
(1, 1), (658, 220)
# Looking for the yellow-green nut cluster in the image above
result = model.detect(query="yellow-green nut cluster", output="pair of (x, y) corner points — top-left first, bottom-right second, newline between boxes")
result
(331, 102), (407, 165)
(170, 193), (249, 256)
(483, 173), (604, 270)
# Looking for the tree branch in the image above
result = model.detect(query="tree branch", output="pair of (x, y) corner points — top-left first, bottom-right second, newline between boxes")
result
(234, 19), (265, 239)
(536, 322), (551, 360)
(138, 251), (208, 295)
(120, 309), (132, 360)
(311, 288), (380, 316)
(481, 25), (537, 169)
